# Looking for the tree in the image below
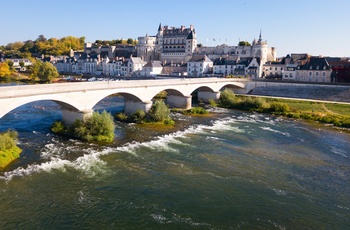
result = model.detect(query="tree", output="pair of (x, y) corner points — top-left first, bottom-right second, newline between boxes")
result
(127, 38), (134, 44)
(148, 100), (170, 122)
(0, 62), (12, 78)
(29, 60), (41, 82)
(19, 61), (25, 68)
(6, 60), (14, 71)
(238, 41), (251, 46)
(37, 62), (59, 83)
(37, 34), (47, 42)
(197, 43), (203, 48)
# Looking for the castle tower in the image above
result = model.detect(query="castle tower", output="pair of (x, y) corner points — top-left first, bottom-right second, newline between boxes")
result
(186, 29), (196, 56)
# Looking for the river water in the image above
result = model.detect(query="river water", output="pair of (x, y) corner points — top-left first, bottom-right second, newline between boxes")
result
(0, 95), (349, 229)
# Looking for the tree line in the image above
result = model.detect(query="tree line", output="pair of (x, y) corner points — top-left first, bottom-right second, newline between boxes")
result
(0, 35), (86, 58)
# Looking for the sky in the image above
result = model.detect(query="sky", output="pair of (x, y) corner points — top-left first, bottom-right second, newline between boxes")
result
(1, 0), (349, 57)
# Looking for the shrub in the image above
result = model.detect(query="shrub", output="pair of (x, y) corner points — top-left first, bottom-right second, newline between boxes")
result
(219, 89), (236, 108)
(0, 130), (18, 151)
(208, 99), (217, 107)
(269, 102), (290, 113)
(130, 109), (146, 123)
(115, 112), (128, 122)
(73, 111), (115, 143)
(163, 118), (175, 125)
(50, 121), (65, 133)
(149, 100), (170, 122)
(340, 119), (350, 128)
(186, 107), (209, 115)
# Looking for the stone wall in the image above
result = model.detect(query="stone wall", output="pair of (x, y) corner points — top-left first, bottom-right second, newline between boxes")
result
(246, 81), (350, 103)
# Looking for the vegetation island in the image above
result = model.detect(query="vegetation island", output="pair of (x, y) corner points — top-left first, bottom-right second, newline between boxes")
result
(0, 130), (22, 169)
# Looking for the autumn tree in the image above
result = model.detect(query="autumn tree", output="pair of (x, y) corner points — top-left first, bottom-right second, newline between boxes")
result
(0, 62), (12, 78)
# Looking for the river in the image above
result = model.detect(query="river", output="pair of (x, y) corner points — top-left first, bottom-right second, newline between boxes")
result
(0, 94), (349, 229)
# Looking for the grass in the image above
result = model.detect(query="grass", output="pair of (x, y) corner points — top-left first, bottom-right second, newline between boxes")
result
(261, 97), (350, 116)
(218, 91), (350, 129)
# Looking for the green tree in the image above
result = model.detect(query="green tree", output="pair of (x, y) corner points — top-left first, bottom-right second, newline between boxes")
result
(19, 61), (25, 68)
(238, 41), (251, 46)
(148, 100), (171, 122)
(127, 38), (133, 44)
(6, 60), (14, 71)
(73, 111), (115, 143)
(219, 89), (236, 107)
(37, 62), (59, 83)
(29, 60), (41, 82)
(197, 43), (203, 47)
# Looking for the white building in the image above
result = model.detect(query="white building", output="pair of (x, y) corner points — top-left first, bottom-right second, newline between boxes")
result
(6, 58), (32, 71)
(187, 55), (213, 77)
(136, 34), (157, 62)
(128, 57), (147, 75)
(283, 64), (298, 80)
(141, 61), (163, 76)
(213, 57), (260, 78)
(295, 57), (332, 82)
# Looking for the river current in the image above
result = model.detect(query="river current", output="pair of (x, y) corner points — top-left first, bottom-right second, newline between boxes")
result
(0, 95), (349, 229)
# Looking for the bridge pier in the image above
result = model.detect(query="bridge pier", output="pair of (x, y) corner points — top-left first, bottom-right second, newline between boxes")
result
(62, 108), (93, 125)
(198, 91), (221, 103)
(124, 100), (153, 115)
(166, 95), (192, 109)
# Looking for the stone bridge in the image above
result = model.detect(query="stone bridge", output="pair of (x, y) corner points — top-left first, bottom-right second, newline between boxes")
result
(0, 78), (247, 124)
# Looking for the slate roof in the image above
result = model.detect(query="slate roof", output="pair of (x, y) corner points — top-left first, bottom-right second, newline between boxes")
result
(187, 31), (194, 40)
(130, 57), (146, 65)
(213, 58), (237, 65)
(188, 55), (212, 62)
(144, 61), (162, 68)
(299, 57), (331, 70)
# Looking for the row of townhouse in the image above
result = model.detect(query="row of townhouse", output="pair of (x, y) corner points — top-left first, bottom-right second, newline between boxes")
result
(212, 57), (261, 78)
(54, 53), (166, 77)
(54, 52), (260, 78)
(262, 54), (335, 82)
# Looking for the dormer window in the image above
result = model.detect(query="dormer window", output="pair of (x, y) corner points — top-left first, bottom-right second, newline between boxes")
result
(309, 65), (313, 70)
(316, 65), (319, 70)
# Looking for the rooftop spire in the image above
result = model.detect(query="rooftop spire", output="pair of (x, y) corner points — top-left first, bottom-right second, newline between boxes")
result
(158, 23), (162, 31)
(259, 29), (262, 42)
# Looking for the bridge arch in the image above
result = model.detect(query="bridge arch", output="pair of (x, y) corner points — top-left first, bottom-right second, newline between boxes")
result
(219, 83), (246, 93)
(0, 95), (81, 119)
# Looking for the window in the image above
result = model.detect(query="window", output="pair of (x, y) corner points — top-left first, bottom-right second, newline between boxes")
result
(309, 72), (312, 76)
(323, 72), (326, 76)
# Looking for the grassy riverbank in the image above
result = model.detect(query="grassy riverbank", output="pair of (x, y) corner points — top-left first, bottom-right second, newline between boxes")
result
(218, 89), (350, 128)
(0, 130), (22, 169)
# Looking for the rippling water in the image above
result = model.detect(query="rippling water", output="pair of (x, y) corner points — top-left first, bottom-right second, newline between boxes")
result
(0, 98), (349, 229)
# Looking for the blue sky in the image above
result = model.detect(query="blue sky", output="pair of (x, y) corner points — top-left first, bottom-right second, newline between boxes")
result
(1, 0), (349, 57)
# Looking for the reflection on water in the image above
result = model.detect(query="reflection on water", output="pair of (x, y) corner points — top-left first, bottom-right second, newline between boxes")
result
(0, 98), (349, 229)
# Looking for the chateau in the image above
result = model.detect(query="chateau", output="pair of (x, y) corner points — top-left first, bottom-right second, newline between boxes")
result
(137, 23), (196, 64)
(44, 23), (350, 82)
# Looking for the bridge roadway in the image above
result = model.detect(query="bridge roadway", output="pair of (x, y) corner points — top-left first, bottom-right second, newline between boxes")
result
(0, 78), (247, 124)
